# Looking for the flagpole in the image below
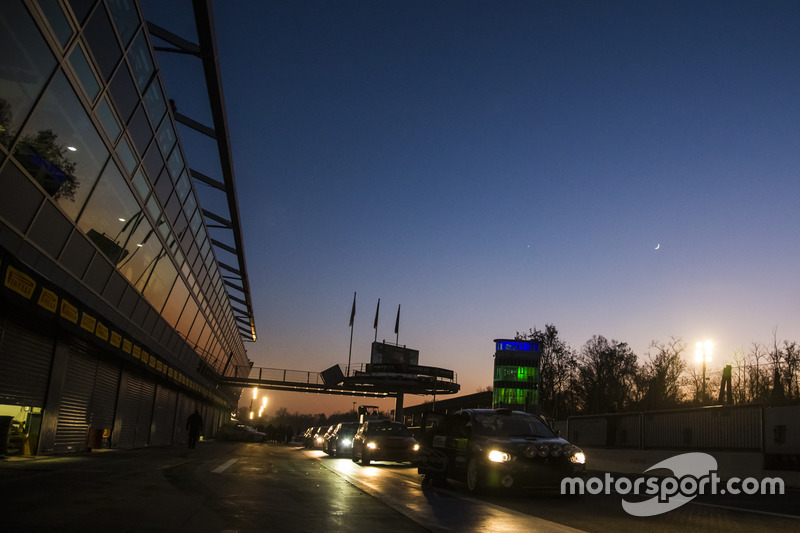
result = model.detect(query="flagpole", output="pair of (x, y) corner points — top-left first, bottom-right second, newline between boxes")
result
(373, 298), (380, 343)
(394, 304), (400, 345)
(347, 292), (356, 377)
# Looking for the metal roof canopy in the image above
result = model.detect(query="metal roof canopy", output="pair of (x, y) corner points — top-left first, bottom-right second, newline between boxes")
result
(147, 0), (256, 342)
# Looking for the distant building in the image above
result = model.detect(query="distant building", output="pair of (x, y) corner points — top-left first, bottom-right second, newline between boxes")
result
(0, 0), (254, 454)
(492, 339), (540, 412)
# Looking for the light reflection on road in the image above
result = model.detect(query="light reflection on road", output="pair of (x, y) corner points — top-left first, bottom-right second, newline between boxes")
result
(308, 451), (586, 533)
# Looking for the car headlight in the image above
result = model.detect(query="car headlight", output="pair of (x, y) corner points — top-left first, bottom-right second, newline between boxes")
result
(366, 442), (377, 450)
(341, 439), (351, 447)
(488, 450), (511, 463)
(569, 448), (586, 465)
(412, 443), (420, 451)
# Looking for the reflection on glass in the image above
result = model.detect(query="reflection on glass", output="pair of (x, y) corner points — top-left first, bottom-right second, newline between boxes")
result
(117, 135), (137, 174)
(69, 44), (100, 101)
(13, 71), (108, 220)
(107, 0), (140, 47)
(84, 4), (122, 81)
(0, 2), (57, 147)
(142, 251), (176, 313)
(156, 116), (175, 156)
(175, 170), (190, 202)
(38, 0), (73, 48)
(161, 277), (189, 328)
(128, 30), (154, 91)
(95, 96), (121, 142)
(144, 81), (166, 130)
(77, 160), (162, 296)
(166, 145), (183, 181)
(176, 293), (199, 340)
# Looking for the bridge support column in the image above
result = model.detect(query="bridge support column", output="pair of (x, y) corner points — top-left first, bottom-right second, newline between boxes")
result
(394, 392), (404, 422)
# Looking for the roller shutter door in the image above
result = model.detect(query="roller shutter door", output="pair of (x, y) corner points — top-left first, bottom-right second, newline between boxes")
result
(115, 370), (156, 449)
(0, 316), (54, 407)
(135, 378), (156, 448)
(53, 341), (96, 452)
(150, 385), (177, 446)
(90, 352), (120, 431)
(116, 371), (143, 448)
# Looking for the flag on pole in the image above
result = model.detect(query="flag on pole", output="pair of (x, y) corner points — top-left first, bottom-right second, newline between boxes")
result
(373, 298), (380, 330)
(394, 304), (400, 335)
(349, 292), (356, 327)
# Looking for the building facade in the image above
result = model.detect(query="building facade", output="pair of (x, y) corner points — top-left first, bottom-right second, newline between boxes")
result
(0, 0), (255, 454)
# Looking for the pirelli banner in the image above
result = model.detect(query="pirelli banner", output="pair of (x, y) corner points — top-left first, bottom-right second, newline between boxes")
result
(0, 248), (202, 396)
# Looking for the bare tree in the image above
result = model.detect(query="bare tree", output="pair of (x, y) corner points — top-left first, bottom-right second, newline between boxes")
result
(640, 338), (687, 409)
(575, 335), (639, 414)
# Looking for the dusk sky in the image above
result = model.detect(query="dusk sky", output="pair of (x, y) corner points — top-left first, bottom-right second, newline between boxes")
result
(143, 1), (800, 416)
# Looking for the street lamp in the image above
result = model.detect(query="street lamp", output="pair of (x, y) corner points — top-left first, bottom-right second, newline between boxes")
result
(695, 341), (712, 403)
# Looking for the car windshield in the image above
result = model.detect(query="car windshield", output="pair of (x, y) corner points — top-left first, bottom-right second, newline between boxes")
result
(472, 413), (556, 438)
(367, 424), (411, 436)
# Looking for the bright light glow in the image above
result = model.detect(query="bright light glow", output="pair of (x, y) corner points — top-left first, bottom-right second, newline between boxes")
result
(249, 411), (253, 420)
(261, 397), (268, 407)
(695, 341), (713, 363)
(570, 451), (586, 465)
(67, 146), (77, 151)
(118, 218), (125, 222)
(488, 450), (511, 462)
(412, 443), (420, 451)
(252, 387), (258, 399)
(366, 442), (377, 449)
(340, 439), (351, 447)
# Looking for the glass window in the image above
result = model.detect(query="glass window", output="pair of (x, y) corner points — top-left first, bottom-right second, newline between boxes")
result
(166, 146), (183, 181)
(187, 313), (206, 347)
(127, 104), (152, 155)
(131, 168), (149, 199)
(183, 192), (196, 217)
(14, 71), (108, 221)
(128, 30), (153, 91)
(143, 79), (166, 125)
(76, 160), (154, 287)
(165, 191), (181, 224)
(161, 277), (188, 328)
(175, 170), (190, 202)
(145, 194), (160, 221)
(156, 115), (175, 155)
(143, 143), (164, 184)
(83, 4), (121, 81)
(116, 135), (136, 174)
(66, 0), (94, 24)
(38, 0), (73, 48)
(107, 0), (139, 47)
(176, 294), (198, 341)
(95, 96), (121, 142)
(109, 63), (138, 122)
(141, 250), (176, 313)
(0, 1), (57, 147)
(69, 44), (100, 101)
(189, 208), (202, 235)
(157, 215), (171, 240)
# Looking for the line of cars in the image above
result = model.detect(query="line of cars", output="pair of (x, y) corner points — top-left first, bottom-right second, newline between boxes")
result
(302, 419), (418, 464)
(302, 408), (587, 494)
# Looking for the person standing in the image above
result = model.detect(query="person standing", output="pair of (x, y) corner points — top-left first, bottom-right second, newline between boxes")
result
(187, 409), (203, 449)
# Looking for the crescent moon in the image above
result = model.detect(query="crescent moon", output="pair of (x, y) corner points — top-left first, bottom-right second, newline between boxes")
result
(655, 243), (660, 250)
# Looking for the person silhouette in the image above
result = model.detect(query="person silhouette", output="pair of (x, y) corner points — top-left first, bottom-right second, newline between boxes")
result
(187, 409), (203, 449)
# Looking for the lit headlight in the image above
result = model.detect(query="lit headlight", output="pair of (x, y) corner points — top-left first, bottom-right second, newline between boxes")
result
(366, 442), (377, 450)
(340, 439), (351, 447)
(488, 450), (511, 463)
(412, 443), (420, 451)
(570, 450), (586, 465)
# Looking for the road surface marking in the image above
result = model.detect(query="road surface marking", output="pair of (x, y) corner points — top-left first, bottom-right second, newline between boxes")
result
(212, 458), (239, 474)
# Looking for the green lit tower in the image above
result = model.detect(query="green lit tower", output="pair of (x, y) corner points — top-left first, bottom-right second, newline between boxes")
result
(492, 339), (540, 413)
